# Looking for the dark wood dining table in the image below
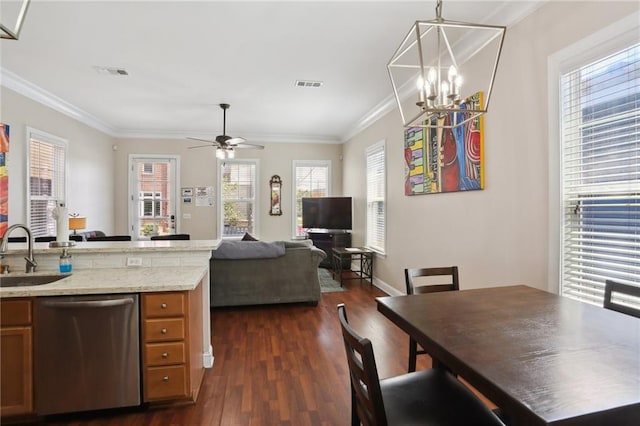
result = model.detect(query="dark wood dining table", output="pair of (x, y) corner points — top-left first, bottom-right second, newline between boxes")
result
(376, 285), (640, 426)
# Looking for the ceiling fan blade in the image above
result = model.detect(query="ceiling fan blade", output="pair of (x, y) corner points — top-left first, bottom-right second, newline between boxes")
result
(187, 136), (216, 144)
(226, 136), (247, 145)
(188, 144), (217, 149)
(233, 143), (264, 150)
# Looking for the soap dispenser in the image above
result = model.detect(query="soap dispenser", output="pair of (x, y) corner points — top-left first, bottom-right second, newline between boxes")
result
(59, 248), (72, 273)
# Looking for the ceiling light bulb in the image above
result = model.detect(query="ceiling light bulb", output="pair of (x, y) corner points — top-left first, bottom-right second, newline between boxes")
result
(427, 67), (437, 84)
(216, 148), (225, 160)
(227, 149), (235, 159)
(448, 65), (457, 82)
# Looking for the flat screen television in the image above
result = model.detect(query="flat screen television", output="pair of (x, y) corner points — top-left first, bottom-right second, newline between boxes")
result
(302, 197), (352, 231)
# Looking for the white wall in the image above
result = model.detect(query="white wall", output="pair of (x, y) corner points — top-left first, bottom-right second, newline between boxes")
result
(113, 137), (343, 241)
(343, 0), (639, 294)
(1, 87), (115, 234)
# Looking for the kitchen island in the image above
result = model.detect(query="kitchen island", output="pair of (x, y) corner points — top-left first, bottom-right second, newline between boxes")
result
(0, 239), (218, 419)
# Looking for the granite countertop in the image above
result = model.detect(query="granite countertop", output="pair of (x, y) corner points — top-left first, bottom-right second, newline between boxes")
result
(0, 266), (208, 298)
(2, 239), (220, 255)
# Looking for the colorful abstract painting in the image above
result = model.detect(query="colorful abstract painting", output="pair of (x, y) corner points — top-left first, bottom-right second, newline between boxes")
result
(1, 124), (9, 235)
(404, 92), (484, 195)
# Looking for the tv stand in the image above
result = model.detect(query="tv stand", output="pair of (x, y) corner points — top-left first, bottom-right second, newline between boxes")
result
(306, 230), (351, 269)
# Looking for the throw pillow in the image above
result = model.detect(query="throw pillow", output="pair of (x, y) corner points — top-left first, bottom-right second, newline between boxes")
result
(242, 232), (259, 241)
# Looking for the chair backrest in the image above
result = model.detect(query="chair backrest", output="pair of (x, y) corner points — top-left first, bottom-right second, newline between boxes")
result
(150, 234), (190, 240)
(404, 266), (459, 295)
(34, 236), (57, 242)
(7, 236), (27, 243)
(603, 280), (640, 319)
(337, 303), (387, 426)
(87, 235), (132, 241)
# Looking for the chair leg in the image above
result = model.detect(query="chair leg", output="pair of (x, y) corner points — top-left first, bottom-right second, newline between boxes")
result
(408, 338), (418, 373)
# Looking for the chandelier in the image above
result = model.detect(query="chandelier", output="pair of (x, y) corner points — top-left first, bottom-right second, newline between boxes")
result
(0, 0), (30, 40)
(388, 0), (506, 129)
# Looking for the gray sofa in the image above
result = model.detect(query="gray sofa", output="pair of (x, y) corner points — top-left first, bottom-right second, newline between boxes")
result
(209, 239), (327, 307)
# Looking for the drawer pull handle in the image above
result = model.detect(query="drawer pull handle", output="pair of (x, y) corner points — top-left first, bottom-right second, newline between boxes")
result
(163, 376), (169, 382)
(161, 303), (167, 309)
(162, 352), (168, 358)
(161, 328), (168, 334)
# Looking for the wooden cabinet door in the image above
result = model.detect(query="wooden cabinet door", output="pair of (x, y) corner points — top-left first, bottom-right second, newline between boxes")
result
(0, 326), (33, 416)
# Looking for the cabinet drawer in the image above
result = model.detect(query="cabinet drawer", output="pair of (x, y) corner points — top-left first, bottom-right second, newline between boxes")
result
(144, 365), (188, 401)
(143, 292), (185, 318)
(144, 318), (185, 342)
(144, 342), (186, 366)
(0, 299), (32, 326)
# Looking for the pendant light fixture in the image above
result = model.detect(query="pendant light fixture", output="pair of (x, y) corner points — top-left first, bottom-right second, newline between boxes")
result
(387, 0), (506, 129)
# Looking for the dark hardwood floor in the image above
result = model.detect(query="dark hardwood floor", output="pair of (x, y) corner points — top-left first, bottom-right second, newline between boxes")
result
(37, 272), (433, 426)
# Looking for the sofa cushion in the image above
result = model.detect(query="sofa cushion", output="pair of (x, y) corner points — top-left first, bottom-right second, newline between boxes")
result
(284, 239), (313, 249)
(213, 240), (285, 259)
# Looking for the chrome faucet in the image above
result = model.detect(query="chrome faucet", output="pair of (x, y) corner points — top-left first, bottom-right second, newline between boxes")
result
(0, 224), (38, 273)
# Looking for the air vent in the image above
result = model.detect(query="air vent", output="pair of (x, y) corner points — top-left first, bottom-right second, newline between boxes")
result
(93, 66), (129, 76)
(295, 80), (323, 88)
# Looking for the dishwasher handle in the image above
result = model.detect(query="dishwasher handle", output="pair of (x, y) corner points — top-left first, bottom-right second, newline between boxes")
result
(40, 297), (135, 309)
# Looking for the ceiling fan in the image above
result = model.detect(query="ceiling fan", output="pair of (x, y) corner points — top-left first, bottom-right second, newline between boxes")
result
(187, 103), (264, 159)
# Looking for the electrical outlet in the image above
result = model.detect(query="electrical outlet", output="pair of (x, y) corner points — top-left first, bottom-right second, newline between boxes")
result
(126, 257), (142, 267)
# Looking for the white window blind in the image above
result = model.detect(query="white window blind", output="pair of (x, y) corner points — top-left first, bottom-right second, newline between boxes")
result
(561, 43), (640, 306)
(366, 141), (386, 253)
(293, 161), (330, 237)
(220, 160), (257, 238)
(28, 129), (66, 238)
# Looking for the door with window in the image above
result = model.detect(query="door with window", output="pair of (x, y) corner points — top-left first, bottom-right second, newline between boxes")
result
(129, 156), (178, 240)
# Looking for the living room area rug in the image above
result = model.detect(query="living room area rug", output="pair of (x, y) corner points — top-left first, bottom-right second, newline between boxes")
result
(318, 268), (345, 293)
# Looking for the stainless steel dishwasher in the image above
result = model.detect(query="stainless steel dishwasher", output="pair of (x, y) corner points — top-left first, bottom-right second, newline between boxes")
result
(34, 294), (140, 415)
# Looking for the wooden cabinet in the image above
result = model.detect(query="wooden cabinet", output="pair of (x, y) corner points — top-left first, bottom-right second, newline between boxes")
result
(141, 281), (204, 403)
(0, 299), (33, 417)
(307, 231), (352, 268)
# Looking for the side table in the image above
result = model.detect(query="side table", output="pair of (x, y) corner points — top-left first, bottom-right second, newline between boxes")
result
(331, 247), (374, 287)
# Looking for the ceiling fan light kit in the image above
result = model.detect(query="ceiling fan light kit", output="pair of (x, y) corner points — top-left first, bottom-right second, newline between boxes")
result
(187, 103), (264, 159)
(387, 0), (506, 129)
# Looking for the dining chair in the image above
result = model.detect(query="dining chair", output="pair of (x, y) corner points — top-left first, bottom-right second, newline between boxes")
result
(7, 236), (27, 243)
(87, 235), (132, 241)
(336, 303), (504, 426)
(603, 280), (640, 319)
(150, 234), (190, 240)
(404, 266), (459, 372)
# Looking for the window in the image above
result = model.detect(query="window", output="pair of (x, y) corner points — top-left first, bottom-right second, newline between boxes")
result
(293, 160), (331, 237)
(560, 43), (640, 306)
(366, 141), (386, 253)
(219, 160), (258, 238)
(27, 128), (67, 237)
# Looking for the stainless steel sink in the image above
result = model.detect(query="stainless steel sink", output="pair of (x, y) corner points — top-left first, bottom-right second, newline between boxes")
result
(0, 274), (68, 287)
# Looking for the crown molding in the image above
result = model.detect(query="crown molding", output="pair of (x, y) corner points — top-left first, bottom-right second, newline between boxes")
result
(1, 67), (118, 136)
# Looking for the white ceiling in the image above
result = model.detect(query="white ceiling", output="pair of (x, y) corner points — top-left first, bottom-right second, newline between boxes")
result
(1, 1), (546, 144)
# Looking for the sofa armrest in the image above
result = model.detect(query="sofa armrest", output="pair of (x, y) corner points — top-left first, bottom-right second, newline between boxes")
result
(310, 246), (327, 261)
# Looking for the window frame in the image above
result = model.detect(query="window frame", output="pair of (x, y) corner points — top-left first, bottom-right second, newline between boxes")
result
(292, 160), (331, 238)
(365, 140), (386, 254)
(26, 127), (68, 237)
(548, 13), (639, 301)
(217, 158), (260, 239)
